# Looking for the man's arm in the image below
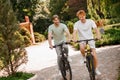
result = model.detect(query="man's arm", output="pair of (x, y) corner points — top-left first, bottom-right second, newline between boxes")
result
(65, 29), (71, 42)
(94, 27), (101, 39)
(73, 30), (78, 42)
(48, 32), (53, 49)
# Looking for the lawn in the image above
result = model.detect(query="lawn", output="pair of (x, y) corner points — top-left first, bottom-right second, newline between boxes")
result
(0, 72), (34, 80)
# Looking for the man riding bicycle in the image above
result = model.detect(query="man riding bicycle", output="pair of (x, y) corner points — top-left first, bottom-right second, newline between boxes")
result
(48, 15), (71, 74)
(73, 10), (101, 75)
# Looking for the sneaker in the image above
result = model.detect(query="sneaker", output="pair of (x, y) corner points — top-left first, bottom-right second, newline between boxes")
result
(95, 68), (101, 75)
(67, 56), (72, 62)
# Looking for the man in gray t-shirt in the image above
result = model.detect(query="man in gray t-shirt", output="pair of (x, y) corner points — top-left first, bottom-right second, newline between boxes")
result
(48, 15), (71, 72)
(48, 21), (68, 45)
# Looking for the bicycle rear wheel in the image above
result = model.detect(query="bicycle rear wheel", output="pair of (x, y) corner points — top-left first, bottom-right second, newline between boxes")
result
(59, 59), (72, 80)
(86, 54), (96, 80)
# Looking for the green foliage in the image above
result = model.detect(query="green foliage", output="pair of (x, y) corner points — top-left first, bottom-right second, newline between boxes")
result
(10, 0), (37, 22)
(0, 0), (28, 75)
(88, 0), (120, 19)
(96, 26), (120, 47)
(19, 28), (32, 46)
(0, 72), (34, 80)
(66, 21), (74, 34)
(33, 0), (50, 19)
(106, 18), (120, 25)
(65, 18), (78, 34)
(87, 0), (102, 20)
(33, 18), (51, 36)
(32, 0), (50, 37)
(67, 0), (87, 19)
(34, 32), (46, 42)
(49, 0), (68, 20)
(111, 2), (120, 18)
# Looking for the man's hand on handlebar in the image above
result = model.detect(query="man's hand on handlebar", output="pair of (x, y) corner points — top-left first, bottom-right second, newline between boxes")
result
(49, 45), (53, 49)
(96, 35), (101, 40)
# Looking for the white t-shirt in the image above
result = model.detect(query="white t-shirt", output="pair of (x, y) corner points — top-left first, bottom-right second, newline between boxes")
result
(74, 19), (97, 40)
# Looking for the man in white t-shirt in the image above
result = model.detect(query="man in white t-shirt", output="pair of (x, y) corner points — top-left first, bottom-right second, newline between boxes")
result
(73, 10), (101, 75)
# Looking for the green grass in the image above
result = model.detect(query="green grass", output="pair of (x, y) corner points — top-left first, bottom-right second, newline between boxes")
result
(0, 72), (34, 80)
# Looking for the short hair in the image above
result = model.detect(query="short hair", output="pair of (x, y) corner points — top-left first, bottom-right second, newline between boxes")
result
(76, 10), (86, 17)
(52, 15), (60, 20)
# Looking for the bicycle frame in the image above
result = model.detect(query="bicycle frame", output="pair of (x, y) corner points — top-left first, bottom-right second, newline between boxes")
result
(53, 41), (72, 80)
(53, 42), (70, 62)
(75, 39), (97, 80)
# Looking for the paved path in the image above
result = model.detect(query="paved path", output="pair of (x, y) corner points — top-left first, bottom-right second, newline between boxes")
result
(19, 41), (120, 80)
(19, 41), (79, 72)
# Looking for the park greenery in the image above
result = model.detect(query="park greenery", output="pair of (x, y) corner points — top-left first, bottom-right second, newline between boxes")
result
(0, 0), (29, 76)
(0, 0), (120, 79)
(0, 72), (34, 80)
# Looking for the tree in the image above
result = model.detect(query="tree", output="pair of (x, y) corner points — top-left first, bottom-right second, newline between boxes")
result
(110, 0), (120, 18)
(0, 0), (28, 75)
(33, 0), (51, 35)
(10, 0), (37, 22)
(68, 0), (87, 19)
(87, 0), (120, 19)
(49, 0), (67, 20)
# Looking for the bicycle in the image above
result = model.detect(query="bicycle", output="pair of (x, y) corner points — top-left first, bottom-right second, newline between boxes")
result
(53, 41), (72, 80)
(75, 39), (97, 80)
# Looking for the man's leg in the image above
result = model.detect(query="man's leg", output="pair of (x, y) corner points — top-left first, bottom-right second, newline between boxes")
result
(63, 44), (72, 62)
(79, 42), (86, 64)
(89, 41), (101, 75)
(80, 42), (86, 57)
(55, 46), (62, 70)
(91, 48), (98, 69)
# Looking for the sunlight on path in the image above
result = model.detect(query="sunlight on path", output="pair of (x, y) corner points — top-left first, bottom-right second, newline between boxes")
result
(19, 40), (79, 72)
(19, 40), (120, 73)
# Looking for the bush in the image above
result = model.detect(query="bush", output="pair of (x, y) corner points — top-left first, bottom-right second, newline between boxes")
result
(33, 18), (51, 36)
(19, 28), (32, 46)
(66, 21), (74, 34)
(0, 0), (29, 75)
(0, 72), (34, 80)
(34, 32), (46, 43)
(106, 18), (120, 25)
(96, 27), (120, 47)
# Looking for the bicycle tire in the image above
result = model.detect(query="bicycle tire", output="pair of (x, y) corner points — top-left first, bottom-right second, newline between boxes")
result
(59, 59), (72, 80)
(86, 54), (96, 80)
(65, 61), (72, 80)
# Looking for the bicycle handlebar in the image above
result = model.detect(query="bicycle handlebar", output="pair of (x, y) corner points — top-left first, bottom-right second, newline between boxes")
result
(75, 38), (98, 43)
(52, 39), (98, 48)
(53, 41), (71, 48)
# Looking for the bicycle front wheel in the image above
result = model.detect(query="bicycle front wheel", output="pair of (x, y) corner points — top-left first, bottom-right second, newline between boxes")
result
(59, 59), (72, 80)
(86, 54), (96, 80)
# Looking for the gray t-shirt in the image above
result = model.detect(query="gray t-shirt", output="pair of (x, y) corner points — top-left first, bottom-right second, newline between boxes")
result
(48, 23), (68, 45)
